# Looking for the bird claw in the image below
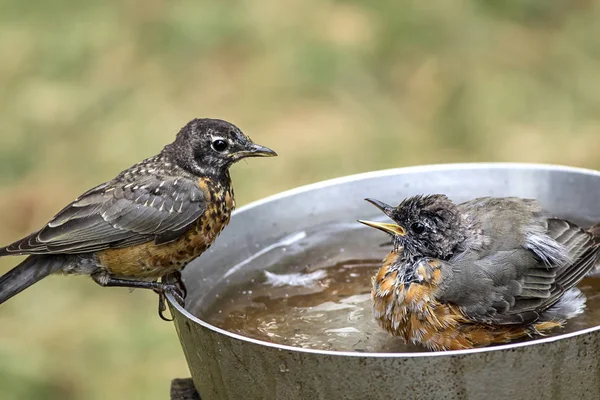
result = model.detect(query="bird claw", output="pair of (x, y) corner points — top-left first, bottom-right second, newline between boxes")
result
(155, 272), (187, 322)
(157, 293), (173, 322)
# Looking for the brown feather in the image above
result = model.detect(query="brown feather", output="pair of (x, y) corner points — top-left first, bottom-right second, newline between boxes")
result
(371, 251), (565, 351)
(96, 178), (234, 278)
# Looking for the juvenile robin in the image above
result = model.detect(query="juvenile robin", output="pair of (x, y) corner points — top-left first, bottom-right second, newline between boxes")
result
(359, 194), (600, 351)
(0, 118), (276, 319)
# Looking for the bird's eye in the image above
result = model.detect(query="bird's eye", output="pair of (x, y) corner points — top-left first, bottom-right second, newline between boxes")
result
(411, 222), (425, 234)
(211, 139), (228, 152)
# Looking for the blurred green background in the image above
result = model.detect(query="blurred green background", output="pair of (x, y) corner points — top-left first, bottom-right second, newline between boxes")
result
(1, 0), (600, 399)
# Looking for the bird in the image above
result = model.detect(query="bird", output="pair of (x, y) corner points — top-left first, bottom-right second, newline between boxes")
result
(0, 118), (276, 320)
(358, 194), (600, 351)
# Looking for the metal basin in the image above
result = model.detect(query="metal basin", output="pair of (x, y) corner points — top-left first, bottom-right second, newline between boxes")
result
(168, 163), (600, 400)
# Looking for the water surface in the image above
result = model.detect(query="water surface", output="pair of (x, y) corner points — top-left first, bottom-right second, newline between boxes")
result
(194, 221), (600, 353)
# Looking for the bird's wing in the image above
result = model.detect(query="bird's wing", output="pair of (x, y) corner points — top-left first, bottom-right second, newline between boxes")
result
(528, 219), (600, 308)
(0, 176), (207, 255)
(440, 218), (600, 325)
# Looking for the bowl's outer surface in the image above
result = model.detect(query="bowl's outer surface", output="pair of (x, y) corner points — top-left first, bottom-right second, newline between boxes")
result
(168, 163), (600, 400)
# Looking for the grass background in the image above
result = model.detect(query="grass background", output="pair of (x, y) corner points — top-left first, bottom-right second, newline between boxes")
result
(1, 1), (600, 399)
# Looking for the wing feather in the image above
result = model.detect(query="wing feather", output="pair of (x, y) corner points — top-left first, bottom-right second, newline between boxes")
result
(0, 176), (207, 255)
(446, 218), (600, 325)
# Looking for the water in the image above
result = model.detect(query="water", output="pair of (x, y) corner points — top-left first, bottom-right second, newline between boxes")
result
(194, 221), (600, 353)
(202, 258), (417, 352)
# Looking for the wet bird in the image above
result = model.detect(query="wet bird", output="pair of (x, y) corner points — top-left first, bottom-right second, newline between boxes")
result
(0, 118), (276, 319)
(359, 194), (600, 351)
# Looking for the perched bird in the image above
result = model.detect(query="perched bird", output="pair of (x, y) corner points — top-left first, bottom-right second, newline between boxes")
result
(359, 194), (600, 351)
(0, 118), (276, 319)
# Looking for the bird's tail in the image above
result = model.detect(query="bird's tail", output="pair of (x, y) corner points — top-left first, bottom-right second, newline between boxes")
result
(540, 287), (587, 321)
(0, 255), (64, 304)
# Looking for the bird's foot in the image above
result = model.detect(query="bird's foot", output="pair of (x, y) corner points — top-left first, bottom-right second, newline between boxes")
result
(155, 272), (187, 322)
(91, 271), (187, 321)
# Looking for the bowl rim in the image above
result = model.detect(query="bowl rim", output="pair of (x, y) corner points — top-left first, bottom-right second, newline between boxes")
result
(168, 162), (600, 358)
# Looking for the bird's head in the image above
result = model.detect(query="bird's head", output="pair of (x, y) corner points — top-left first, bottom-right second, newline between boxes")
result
(359, 194), (464, 260)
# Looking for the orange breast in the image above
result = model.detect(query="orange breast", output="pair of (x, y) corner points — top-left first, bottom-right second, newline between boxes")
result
(96, 177), (235, 279)
(371, 253), (563, 351)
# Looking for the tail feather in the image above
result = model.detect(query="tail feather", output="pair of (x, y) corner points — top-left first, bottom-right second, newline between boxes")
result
(540, 287), (586, 321)
(0, 245), (10, 257)
(0, 255), (64, 304)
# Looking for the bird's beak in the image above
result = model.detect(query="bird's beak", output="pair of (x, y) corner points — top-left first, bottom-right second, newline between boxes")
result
(236, 143), (278, 158)
(358, 220), (407, 236)
(364, 198), (395, 218)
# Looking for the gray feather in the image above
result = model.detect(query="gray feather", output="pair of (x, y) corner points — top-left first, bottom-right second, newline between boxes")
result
(435, 198), (600, 326)
(1, 174), (207, 255)
(525, 232), (571, 268)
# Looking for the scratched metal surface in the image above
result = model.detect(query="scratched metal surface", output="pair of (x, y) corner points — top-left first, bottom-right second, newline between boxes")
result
(169, 163), (600, 400)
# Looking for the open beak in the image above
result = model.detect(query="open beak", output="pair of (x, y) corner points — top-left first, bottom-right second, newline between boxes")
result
(236, 143), (278, 158)
(358, 220), (407, 236)
(364, 198), (395, 218)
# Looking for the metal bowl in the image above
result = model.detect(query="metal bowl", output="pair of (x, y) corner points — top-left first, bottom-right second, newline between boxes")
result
(168, 163), (600, 400)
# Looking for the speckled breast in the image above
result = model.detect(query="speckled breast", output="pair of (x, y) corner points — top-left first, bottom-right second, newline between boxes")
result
(371, 255), (560, 351)
(371, 253), (467, 350)
(97, 177), (235, 279)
